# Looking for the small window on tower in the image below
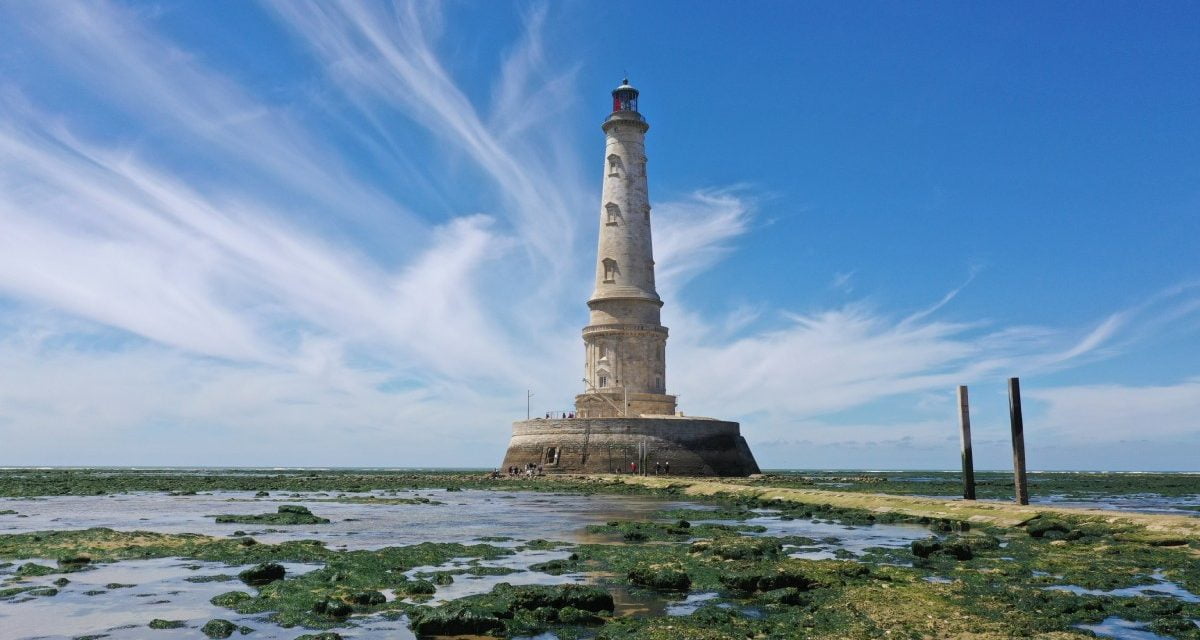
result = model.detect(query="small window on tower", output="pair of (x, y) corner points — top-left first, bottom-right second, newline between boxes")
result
(602, 258), (618, 283)
(598, 344), (609, 360)
(605, 203), (621, 225)
(598, 371), (609, 388)
(607, 154), (623, 177)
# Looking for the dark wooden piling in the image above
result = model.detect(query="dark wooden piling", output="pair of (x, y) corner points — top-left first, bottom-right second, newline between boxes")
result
(957, 385), (976, 500)
(1008, 377), (1029, 505)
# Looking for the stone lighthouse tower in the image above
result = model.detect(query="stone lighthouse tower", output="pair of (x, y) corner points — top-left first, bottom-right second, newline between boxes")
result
(576, 79), (676, 418)
(500, 79), (760, 476)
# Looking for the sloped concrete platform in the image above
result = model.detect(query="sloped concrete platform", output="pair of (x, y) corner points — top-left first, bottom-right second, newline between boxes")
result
(500, 417), (760, 477)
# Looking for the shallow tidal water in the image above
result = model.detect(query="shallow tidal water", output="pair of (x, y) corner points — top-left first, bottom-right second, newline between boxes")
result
(0, 489), (931, 639)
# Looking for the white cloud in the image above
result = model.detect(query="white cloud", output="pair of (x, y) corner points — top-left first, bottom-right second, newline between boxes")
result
(653, 188), (754, 294)
(0, 1), (1195, 468)
(1027, 379), (1200, 441)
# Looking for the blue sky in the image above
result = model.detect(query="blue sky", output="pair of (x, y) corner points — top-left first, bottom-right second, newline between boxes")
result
(0, 1), (1196, 470)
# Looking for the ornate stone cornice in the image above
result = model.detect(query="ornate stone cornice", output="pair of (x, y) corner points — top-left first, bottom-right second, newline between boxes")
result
(582, 323), (668, 337)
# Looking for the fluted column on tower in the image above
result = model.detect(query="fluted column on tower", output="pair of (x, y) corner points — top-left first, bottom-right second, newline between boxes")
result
(576, 79), (676, 418)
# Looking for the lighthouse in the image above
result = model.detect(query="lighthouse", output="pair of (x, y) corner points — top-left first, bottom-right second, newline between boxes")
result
(576, 79), (676, 418)
(500, 79), (760, 476)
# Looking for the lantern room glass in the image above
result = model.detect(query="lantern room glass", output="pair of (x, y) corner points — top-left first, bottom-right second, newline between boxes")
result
(612, 89), (638, 113)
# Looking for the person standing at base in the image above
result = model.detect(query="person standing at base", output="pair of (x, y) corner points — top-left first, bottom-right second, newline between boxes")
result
(655, 461), (661, 475)
(664, 461), (670, 475)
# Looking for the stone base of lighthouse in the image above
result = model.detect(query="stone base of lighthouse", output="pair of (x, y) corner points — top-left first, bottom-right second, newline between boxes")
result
(500, 417), (760, 477)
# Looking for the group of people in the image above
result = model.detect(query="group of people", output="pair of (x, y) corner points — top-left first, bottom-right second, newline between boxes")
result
(617, 460), (670, 475)
(542, 412), (576, 419)
(505, 463), (543, 477)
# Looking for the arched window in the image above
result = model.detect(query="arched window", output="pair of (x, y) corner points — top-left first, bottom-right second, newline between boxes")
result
(598, 343), (609, 361)
(602, 258), (617, 283)
(598, 370), (610, 388)
(607, 154), (623, 177)
(605, 202), (621, 225)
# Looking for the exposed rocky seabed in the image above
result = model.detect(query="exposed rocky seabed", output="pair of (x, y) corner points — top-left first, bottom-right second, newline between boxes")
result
(1, 468), (1198, 639)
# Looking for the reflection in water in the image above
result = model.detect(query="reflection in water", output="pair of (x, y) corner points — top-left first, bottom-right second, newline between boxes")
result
(1046, 571), (1200, 603)
(1075, 616), (1175, 640)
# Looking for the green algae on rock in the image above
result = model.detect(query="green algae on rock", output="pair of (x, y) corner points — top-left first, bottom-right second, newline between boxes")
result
(408, 582), (614, 637)
(627, 562), (691, 591)
(238, 562), (285, 586)
(214, 505), (330, 525)
(200, 619), (239, 638)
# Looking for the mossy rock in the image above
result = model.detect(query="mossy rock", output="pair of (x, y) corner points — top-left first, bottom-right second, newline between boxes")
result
(911, 538), (941, 558)
(558, 605), (604, 625)
(200, 619), (237, 638)
(691, 536), (782, 560)
(16, 562), (57, 577)
(312, 599), (353, 618)
(504, 583), (614, 612)
(57, 554), (91, 568)
(238, 562), (285, 586)
(211, 590), (252, 608)
(401, 579), (436, 595)
(628, 563), (691, 591)
(719, 566), (820, 593)
(760, 586), (806, 605)
(409, 607), (505, 636)
(0, 586), (34, 599)
(529, 558), (577, 574)
(215, 505), (330, 525)
(148, 619), (187, 629)
(1026, 517), (1070, 539)
(940, 540), (973, 561)
(348, 590), (386, 605)
(295, 634), (343, 640)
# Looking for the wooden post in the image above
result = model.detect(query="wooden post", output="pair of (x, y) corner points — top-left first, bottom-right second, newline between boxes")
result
(1008, 377), (1029, 505)
(957, 385), (976, 500)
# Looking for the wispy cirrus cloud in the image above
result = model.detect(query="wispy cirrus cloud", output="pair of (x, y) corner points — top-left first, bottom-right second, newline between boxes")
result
(266, 1), (588, 275)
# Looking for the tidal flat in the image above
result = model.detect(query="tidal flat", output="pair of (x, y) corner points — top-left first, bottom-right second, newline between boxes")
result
(1, 469), (1198, 639)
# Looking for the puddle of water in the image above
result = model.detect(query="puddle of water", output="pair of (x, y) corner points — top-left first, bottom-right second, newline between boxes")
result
(1046, 571), (1200, 603)
(0, 490), (697, 550)
(1075, 617), (1174, 640)
(0, 557), (323, 640)
(606, 581), (668, 618)
(923, 576), (953, 584)
(405, 548), (585, 604)
(692, 511), (931, 560)
(1035, 493), (1200, 517)
(666, 591), (720, 615)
